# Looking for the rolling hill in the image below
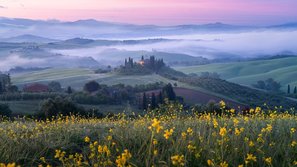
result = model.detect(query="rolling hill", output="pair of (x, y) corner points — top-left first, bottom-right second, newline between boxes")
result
(175, 56), (297, 91)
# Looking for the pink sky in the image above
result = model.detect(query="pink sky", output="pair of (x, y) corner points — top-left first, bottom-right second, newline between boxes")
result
(0, 0), (296, 25)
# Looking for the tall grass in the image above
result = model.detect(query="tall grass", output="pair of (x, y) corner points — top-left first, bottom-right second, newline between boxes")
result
(0, 103), (297, 166)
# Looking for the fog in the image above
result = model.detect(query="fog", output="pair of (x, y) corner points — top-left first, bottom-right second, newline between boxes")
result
(52, 30), (297, 60)
(0, 55), (45, 71)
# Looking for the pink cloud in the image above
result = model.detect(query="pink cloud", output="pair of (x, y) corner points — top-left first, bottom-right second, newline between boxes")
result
(0, 0), (296, 25)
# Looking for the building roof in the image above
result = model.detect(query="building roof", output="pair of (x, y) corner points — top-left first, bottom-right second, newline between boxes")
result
(23, 83), (49, 92)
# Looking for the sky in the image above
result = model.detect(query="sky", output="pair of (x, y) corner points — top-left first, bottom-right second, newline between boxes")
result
(0, 0), (297, 25)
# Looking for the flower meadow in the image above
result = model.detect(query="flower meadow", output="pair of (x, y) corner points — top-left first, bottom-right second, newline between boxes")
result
(0, 102), (297, 167)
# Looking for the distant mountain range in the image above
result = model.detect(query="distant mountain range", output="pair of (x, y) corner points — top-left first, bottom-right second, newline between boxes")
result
(0, 17), (297, 40)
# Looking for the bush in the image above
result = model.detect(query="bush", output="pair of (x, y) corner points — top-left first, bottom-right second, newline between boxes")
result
(84, 81), (100, 93)
(39, 97), (86, 118)
(0, 103), (12, 117)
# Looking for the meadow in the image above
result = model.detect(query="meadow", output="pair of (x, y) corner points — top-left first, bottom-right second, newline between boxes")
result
(175, 57), (297, 91)
(12, 68), (174, 90)
(0, 102), (297, 167)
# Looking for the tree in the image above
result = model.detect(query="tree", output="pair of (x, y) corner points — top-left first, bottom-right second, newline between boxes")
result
(0, 82), (2, 94)
(254, 80), (266, 89)
(254, 78), (281, 92)
(8, 85), (18, 93)
(162, 83), (176, 101)
(48, 81), (62, 92)
(40, 97), (86, 118)
(84, 81), (100, 93)
(142, 93), (147, 110)
(67, 86), (73, 94)
(288, 84), (291, 94)
(158, 91), (163, 104)
(265, 78), (281, 92)
(294, 86), (297, 94)
(151, 93), (157, 109)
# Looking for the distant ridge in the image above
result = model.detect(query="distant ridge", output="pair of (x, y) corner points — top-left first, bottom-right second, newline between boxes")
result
(0, 34), (59, 43)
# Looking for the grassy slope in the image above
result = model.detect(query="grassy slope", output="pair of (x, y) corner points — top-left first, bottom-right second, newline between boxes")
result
(12, 68), (175, 90)
(175, 57), (297, 91)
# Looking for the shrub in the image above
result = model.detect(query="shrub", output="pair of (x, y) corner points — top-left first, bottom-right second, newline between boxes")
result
(39, 97), (86, 118)
(84, 81), (100, 93)
(0, 103), (12, 117)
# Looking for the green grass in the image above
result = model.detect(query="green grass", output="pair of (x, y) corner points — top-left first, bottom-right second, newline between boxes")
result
(0, 100), (41, 115)
(0, 100), (140, 115)
(175, 57), (297, 91)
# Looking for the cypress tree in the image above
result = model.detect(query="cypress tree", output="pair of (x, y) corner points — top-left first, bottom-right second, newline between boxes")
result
(0, 82), (2, 94)
(288, 84), (291, 94)
(67, 86), (73, 94)
(158, 91), (163, 104)
(142, 93), (147, 110)
(151, 93), (157, 109)
(163, 83), (176, 101)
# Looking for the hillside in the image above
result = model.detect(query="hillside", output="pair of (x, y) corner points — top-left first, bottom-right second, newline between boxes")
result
(11, 68), (175, 89)
(175, 56), (297, 91)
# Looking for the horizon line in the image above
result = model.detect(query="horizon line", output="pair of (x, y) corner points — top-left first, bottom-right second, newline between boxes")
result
(1, 16), (297, 27)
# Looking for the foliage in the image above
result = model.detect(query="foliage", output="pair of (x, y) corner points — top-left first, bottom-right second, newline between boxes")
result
(84, 80), (101, 93)
(0, 103), (12, 117)
(39, 97), (86, 118)
(0, 92), (66, 101)
(200, 72), (220, 79)
(48, 81), (62, 92)
(180, 77), (297, 109)
(253, 78), (281, 92)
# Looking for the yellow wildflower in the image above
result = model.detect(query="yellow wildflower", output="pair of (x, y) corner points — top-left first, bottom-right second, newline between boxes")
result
(207, 159), (214, 166)
(245, 153), (257, 164)
(84, 136), (90, 143)
(213, 119), (218, 128)
(219, 127), (227, 137)
(187, 127), (193, 135)
(264, 157), (272, 165)
(219, 161), (228, 167)
(171, 155), (185, 166)
(164, 129), (174, 140)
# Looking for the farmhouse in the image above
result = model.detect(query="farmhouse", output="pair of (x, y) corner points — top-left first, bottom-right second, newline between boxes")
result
(23, 83), (49, 92)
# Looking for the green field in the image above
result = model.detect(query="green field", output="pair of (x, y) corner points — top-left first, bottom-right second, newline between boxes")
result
(0, 100), (139, 115)
(175, 57), (297, 91)
(12, 68), (175, 90)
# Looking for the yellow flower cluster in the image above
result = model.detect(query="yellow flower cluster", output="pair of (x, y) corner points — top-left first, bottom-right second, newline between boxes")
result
(116, 149), (132, 167)
(0, 163), (19, 167)
(149, 118), (163, 133)
(171, 154), (185, 166)
(164, 128), (174, 139)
